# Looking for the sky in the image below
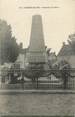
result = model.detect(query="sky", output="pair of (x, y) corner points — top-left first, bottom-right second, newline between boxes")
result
(0, 0), (75, 54)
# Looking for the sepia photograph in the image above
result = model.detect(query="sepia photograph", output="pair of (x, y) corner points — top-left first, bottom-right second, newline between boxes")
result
(0, 0), (75, 116)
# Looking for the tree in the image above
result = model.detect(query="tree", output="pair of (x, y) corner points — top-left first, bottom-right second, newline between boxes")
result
(52, 60), (71, 89)
(59, 60), (70, 89)
(0, 19), (19, 64)
(68, 33), (75, 52)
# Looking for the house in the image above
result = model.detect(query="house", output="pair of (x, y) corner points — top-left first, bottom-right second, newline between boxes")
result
(16, 47), (28, 69)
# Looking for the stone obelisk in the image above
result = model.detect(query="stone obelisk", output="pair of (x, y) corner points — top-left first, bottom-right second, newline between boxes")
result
(27, 15), (48, 64)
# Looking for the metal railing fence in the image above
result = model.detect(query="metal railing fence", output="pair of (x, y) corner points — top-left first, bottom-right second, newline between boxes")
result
(0, 68), (75, 90)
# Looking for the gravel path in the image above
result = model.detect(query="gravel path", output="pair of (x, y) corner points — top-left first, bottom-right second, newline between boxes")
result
(0, 93), (75, 116)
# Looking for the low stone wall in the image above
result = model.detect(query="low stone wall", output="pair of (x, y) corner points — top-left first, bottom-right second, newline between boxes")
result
(0, 83), (24, 89)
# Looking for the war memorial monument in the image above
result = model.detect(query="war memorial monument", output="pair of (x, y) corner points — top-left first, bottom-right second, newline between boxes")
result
(0, 15), (75, 116)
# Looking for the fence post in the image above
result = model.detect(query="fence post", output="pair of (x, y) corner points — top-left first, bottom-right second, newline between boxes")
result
(21, 71), (24, 90)
(36, 77), (38, 89)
